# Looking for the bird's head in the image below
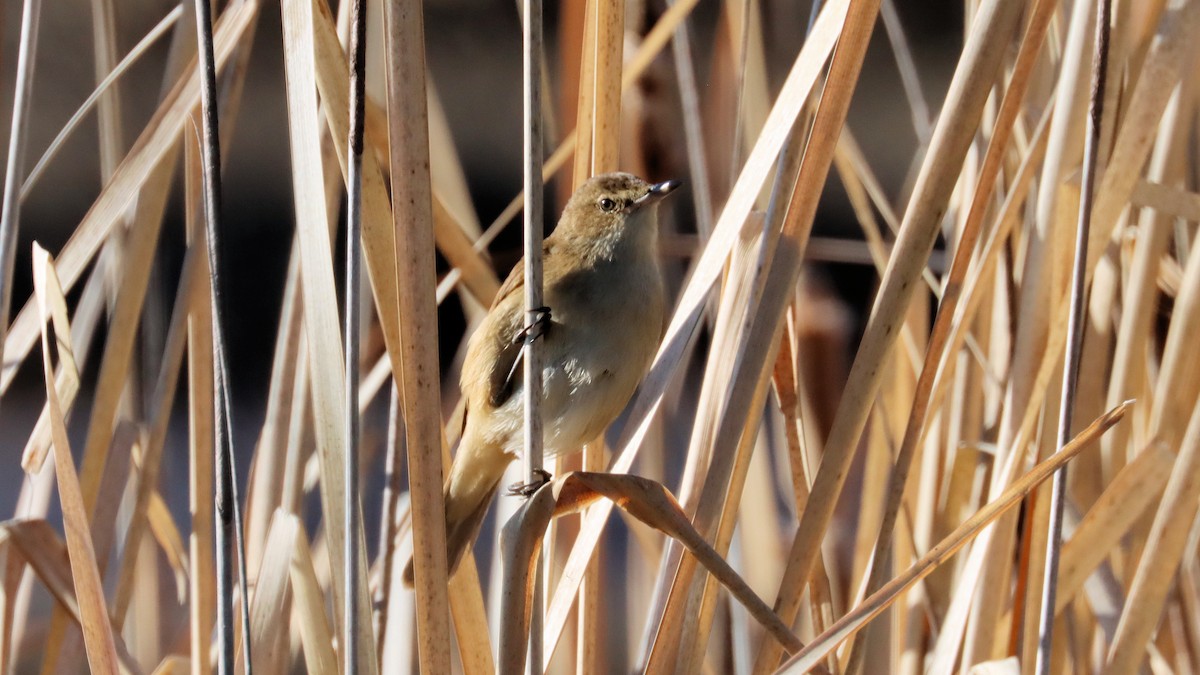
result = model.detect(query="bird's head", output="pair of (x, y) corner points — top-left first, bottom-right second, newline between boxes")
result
(555, 173), (680, 256)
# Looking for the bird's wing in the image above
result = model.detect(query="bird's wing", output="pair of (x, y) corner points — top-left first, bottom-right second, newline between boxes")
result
(482, 241), (555, 409)
(485, 267), (526, 408)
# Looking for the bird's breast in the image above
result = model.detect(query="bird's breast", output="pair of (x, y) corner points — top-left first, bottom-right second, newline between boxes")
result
(490, 256), (664, 458)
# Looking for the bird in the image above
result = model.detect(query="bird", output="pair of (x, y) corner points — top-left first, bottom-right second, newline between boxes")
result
(403, 172), (679, 587)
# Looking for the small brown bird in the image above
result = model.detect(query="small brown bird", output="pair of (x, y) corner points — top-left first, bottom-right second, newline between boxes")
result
(403, 172), (678, 586)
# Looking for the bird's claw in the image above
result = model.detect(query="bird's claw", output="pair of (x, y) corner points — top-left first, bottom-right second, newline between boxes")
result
(516, 306), (552, 343)
(506, 468), (552, 497)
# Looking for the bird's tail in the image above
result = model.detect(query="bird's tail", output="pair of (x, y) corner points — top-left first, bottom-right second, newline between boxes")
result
(402, 445), (512, 588)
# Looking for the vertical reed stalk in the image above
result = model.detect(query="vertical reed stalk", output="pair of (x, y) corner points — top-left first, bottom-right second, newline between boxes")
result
(1036, 1), (1112, 672)
(381, 0), (451, 670)
(520, 0), (546, 671)
(0, 0), (41, 414)
(343, 0), (366, 671)
(192, 0), (243, 671)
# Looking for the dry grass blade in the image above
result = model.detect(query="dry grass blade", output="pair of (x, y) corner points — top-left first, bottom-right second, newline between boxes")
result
(879, 0), (931, 140)
(372, 385), (402, 658)
(1131, 179), (1200, 222)
(62, 422), (135, 660)
(308, 0), (405, 382)
(676, 265), (800, 675)
(0, 539), (22, 669)
(589, 0), (621, 174)
(926, 104), (1055, 468)
(112, 245), (202, 623)
(19, 241), (81, 473)
(72, 152), (172, 514)
(17, 241), (111, 473)
(776, 401), (1132, 674)
(88, 0), (123, 180)
(184, 131), (217, 675)
(638, 210), (761, 667)
(1149, 175), (1200, 445)
(146, 491), (190, 604)
(21, 5), (183, 197)
(1085, 0), (1200, 278)
(2, 519), (139, 673)
(239, 511), (299, 674)
(569, 1), (596, 188)
(446, 550), (495, 675)
(503, 473), (809, 675)
(290, 518), (337, 675)
(27, 250), (102, 673)
(668, 0), (714, 236)
(1054, 442), (1175, 614)
(431, 194), (500, 306)
(151, 656), (191, 675)
(244, 254), (303, 572)
(31, 244), (120, 673)
(1105, 410), (1200, 672)
(278, 0), (379, 669)
(381, 0), (451, 671)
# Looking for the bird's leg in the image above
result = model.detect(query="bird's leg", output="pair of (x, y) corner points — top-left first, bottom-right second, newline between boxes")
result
(516, 306), (552, 343)
(506, 467), (553, 497)
(502, 306), (553, 393)
(504, 307), (554, 499)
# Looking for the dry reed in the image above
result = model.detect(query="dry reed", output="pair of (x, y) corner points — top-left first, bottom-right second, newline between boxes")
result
(2, 1), (1200, 674)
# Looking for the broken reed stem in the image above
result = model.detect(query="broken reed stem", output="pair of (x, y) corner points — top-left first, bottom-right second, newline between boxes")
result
(521, 0), (546, 672)
(192, 0), (245, 671)
(1035, 0), (1112, 671)
(0, 0), (41, 417)
(344, 0), (366, 671)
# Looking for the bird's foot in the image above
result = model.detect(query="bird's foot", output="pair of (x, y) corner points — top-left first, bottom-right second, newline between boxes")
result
(506, 468), (553, 498)
(515, 306), (552, 343)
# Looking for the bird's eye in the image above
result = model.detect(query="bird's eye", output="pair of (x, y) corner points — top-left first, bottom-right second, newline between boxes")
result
(598, 197), (618, 213)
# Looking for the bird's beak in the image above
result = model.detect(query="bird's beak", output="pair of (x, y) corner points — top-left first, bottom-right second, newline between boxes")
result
(631, 179), (682, 209)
